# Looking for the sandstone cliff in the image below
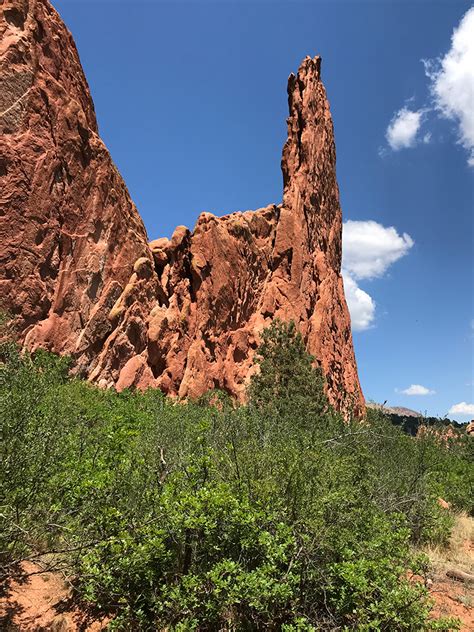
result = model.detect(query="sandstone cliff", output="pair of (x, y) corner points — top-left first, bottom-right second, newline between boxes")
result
(0, 0), (364, 414)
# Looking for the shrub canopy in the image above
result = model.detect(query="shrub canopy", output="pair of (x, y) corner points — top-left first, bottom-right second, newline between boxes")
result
(0, 320), (468, 630)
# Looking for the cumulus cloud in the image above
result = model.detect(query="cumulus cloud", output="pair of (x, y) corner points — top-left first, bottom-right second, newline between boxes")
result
(386, 107), (424, 150)
(342, 273), (375, 331)
(342, 220), (414, 331)
(382, 9), (474, 163)
(342, 220), (414, 280)
(399, 384), (436, 396)
(425, 7), (474, 166)
(448, 402), (474, 416)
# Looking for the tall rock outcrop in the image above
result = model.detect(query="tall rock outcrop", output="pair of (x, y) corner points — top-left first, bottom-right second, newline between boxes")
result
(1, 0), (364, 414)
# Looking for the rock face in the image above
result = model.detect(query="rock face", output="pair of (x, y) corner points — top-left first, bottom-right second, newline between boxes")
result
(1, 0), (151, 369)
(1, 0), (364, 414)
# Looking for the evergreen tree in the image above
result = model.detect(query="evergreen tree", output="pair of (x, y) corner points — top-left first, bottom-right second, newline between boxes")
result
(249, 319), (328, 421)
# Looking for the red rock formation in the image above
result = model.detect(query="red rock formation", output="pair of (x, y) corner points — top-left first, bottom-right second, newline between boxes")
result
(0, 0), (364, 414)
(0, 0), (152, 367)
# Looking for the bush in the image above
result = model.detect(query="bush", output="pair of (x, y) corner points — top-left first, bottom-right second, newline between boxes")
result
(0, 323), (466, 630)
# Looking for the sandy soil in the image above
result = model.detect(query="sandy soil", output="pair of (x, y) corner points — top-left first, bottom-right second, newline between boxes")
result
(427, 513), (474, 631)
(430, 578), (473, 631)
(0, 561), (108, 631)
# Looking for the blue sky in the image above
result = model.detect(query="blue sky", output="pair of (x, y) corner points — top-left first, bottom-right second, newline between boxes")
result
(53, 0), (473, 422)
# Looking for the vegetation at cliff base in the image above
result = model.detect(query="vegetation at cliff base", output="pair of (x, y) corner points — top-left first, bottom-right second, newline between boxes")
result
(1, 320), (471, 630)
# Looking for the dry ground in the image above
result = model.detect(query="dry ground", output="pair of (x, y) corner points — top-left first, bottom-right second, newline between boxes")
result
(0, 560), (107, 631)
(425, 512), (474, 631)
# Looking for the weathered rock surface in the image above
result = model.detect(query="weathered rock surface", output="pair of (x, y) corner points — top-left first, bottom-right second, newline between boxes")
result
(1, 0), (364, 414)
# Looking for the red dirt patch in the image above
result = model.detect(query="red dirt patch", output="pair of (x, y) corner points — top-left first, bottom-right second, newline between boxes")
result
(0, 561), (108, 631)
(427, 513), (474, 631)
(430, 578), (473, 631)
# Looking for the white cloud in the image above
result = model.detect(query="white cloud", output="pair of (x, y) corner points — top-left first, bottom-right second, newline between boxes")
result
(386, 107), (424, 150)
(448, 402), (474, 416)
(342, 220), (414, 280)
(342, 220), (414, 331)
(425, 7), (474, 166)
(342, 273), (375, 331)
(399, 384), (436, 396)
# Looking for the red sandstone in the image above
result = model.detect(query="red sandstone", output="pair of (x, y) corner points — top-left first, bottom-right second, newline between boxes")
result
(0, 0), (364, 414)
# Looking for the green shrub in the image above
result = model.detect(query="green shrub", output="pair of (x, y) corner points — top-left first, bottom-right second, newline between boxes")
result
(0, 323), (465, 630)
(77, 479), (302, 629)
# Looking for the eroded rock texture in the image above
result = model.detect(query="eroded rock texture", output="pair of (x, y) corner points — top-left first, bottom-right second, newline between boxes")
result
(0, 0), (364, 414)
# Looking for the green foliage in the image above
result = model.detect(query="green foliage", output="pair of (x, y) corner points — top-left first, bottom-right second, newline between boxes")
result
(249, 319), (327, 421)
(78, 481), (300, 629)
(0, 323), (468, 630)
(432, 433), (473, 515)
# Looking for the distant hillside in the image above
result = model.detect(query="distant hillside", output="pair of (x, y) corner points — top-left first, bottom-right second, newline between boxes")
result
(367, 402), (467, 436)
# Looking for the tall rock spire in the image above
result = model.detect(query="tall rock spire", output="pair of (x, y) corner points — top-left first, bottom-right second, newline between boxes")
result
(282, 55), (341, 266)
(0, 1), (364, 414)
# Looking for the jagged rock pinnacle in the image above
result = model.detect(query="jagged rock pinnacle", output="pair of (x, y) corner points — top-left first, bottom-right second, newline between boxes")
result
(0, 0), (364, 414)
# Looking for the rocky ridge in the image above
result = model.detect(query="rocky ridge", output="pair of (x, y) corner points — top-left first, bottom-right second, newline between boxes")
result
(0, 0), (364, 413)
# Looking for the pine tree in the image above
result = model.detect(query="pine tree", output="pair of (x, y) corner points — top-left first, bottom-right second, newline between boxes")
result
(249, 319), (328, 422)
